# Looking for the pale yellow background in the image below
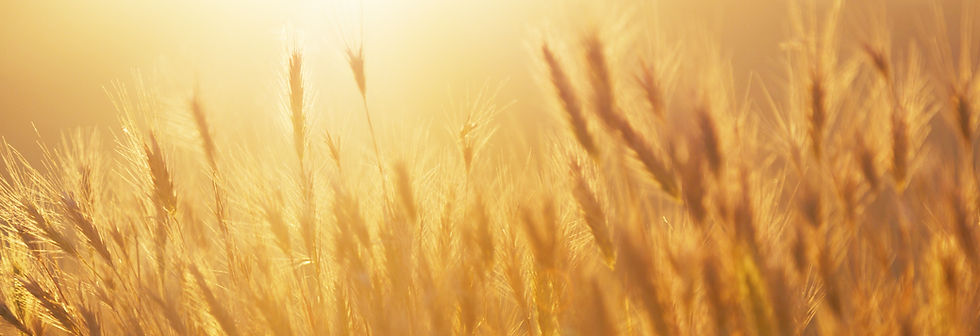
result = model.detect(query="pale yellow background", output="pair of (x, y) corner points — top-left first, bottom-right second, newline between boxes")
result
(0, 0), (961, 159)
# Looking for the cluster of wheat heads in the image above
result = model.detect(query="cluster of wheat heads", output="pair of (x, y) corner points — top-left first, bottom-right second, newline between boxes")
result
(2, 2), (980, 335)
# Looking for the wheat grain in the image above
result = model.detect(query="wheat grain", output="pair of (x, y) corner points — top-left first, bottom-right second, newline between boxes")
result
(542, 43), (597, 157)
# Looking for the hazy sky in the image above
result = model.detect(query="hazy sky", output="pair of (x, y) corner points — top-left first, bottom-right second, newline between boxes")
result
(0, 0), (963, 158)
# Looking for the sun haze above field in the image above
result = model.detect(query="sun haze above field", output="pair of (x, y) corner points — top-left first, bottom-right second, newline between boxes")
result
(1, 0), (949, 156)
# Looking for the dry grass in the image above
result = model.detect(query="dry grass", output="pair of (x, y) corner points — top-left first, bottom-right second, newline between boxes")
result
(2, 2), (980, 335)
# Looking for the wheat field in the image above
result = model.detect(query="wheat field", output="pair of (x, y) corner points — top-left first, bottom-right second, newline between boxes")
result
(1, 0), (980, 335)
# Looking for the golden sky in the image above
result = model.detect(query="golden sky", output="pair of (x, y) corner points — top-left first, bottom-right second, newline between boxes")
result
(0, 0), (961, 157)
